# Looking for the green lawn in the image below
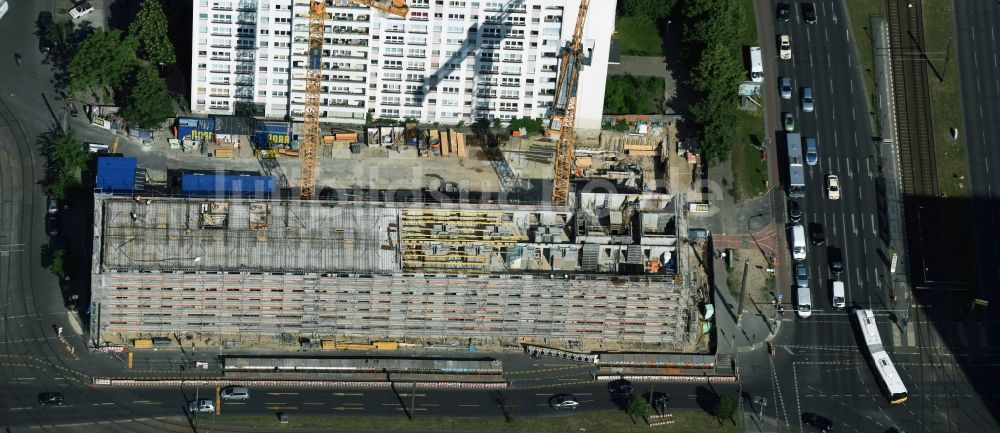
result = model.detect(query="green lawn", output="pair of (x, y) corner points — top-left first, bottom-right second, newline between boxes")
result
(212, 409), (743, 433)
(613, 16), (665, 57)
(731, 110), (768, 202)
(737, 0), (758, 46)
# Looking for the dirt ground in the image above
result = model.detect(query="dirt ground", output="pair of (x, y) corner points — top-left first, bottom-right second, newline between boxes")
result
(723, 248), (779, 319)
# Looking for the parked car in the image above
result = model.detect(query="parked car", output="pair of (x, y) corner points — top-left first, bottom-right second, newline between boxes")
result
(47, 197), (60, 214)
(783, 112), (796, 132)
(780, 76), (793, 100)
(45, 214), (59, 236)
(550, 394), (579, 410)
(38, 392), (65, 405)
(802, 412), (833, 431)
(776, 2), (791, 22)
(802, 3), (818, 24)
(38, 12), (54, 54)
(608, 378), (633, 395)
(68, 2), (94, 20)
(779, 34), (792, 59)
(826, 174), (840, 200)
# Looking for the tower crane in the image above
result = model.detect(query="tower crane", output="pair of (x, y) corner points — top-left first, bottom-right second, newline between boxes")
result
(300, 0), (409, 200)
(547, 0), (590, 207)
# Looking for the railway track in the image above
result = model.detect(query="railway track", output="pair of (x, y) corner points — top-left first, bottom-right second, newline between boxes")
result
(885, 0), (947, 286)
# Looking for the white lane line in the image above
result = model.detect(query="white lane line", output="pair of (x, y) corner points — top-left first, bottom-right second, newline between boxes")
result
(851, 213), (857, 235)
(852, 106), (856, 120)
(863, 238), (868, 255)
(9, 407), (31, 411)
(867, 159), (872, 178)
(834, 130), (839, 147)
(850, 79), (854, 94)
(860, 213), (865, 231)
(826, 52), (830, 68)
(858, 185), (863, 201)
(807, 28), (812, 43)
(829, 78), (835, 98)
(853, 133), (858, 148)
(846, 157), (853, 177)
(972, 25), (976, 41)
(856, 268), (862, 287)
(871, 214), (876, 236)
(995, 52), (998, 68)
(825, 27), (829, 42)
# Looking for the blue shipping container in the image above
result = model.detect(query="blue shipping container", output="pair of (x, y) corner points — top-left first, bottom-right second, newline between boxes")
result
(96, 157), (138, 193)
(181, 174), (276, 197)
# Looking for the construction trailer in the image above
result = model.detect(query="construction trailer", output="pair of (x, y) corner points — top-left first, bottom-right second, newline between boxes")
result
(89, 190), (703, 352)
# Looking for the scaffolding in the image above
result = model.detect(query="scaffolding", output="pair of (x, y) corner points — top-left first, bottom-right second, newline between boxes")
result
(90, 194), (699, 352)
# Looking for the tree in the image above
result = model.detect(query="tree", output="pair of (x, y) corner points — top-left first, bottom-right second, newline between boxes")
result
(620, 0), (676, 18)
(122, 66), (174, 129)
(46, 129), (88, 176)
(44, 20), (74, 52)
(50, 248), (67, 279)
(713, 394), (737, 424)
(507, 117), (544, 135)
(68, 29), (137, 93)
(129, 0), (176, 65)
(625, 395), (650, 419)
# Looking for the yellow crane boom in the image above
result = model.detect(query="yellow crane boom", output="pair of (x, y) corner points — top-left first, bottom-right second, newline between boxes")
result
(549, 0), (590, 207)
(300, 0), (409, 200)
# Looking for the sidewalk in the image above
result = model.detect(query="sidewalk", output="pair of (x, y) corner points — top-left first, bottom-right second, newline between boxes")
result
(712, 255), (780, 356)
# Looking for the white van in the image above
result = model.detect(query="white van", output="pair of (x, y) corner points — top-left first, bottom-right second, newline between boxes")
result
(797, 286), (813, 318)
(831, 281), (846, 309)
(749, 47), (764, 82)
(790, 225), (807, 261)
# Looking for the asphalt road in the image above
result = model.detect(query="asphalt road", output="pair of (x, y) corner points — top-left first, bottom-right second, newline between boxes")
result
(743, 1), (999, 432)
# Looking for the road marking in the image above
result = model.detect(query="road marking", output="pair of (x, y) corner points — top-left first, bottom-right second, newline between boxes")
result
(856, 268), (862, 287)
(15, 377), (35, 380)
(224, 402), (246, 405)
(265, 402), (289, 405)
(397, 393), (426, 397)
(852, 106), (856, 120)
(304, 402), (325, 406)
(92, 403), (114, 406)
(850, 79), (854, 95)
(382, 403), (398, 407)
(334, 406), (364, 410)
(333, 392), (363, 396)
(396, 407), (427, 411)
(833, 130), (839, 147)
(458, 404), (480, 407)
(858, 185), (863, 201)
(871, 215), (876, 236)
(851, 214), (857, 235)
(265, 406), (298, 410)
(420, 403), (440, 407)
(846, 157), (852, 177)
(866, 159), (872, 178)
(825, 28), (829, 42)
(267, 392), (298, 396)
(829, 79), (836, 104)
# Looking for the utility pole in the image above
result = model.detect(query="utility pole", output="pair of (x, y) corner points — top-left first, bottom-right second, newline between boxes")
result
(410, 381), (416, 419)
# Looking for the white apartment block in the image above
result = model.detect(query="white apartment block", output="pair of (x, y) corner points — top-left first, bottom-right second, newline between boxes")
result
(190, 0), (615, 129)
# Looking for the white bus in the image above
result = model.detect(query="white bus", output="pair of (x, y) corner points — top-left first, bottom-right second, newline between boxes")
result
(749, 47), (764, 82)
(0, 0), (8, 21)
(854, 309), (908, 404)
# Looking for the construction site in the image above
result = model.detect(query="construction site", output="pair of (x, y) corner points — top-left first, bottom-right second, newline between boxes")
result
(87, 0), (717, 357)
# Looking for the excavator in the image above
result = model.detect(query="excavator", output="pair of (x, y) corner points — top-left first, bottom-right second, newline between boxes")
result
(300, 0), (409, 200)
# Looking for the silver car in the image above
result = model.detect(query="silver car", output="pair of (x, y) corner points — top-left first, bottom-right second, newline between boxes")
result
(801, 87), (814, 112)
(780, 77), (793, 100)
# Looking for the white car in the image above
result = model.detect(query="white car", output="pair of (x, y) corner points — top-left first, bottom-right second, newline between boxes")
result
(779, 35), (792, 60)
(826, 175), (841, 200)
(69, 2), (95, 20)
(549, 394), (579, 410)
(188, 399), (215, 414)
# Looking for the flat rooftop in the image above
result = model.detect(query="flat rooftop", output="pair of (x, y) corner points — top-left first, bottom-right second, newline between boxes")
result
(95, 192), (681, 276)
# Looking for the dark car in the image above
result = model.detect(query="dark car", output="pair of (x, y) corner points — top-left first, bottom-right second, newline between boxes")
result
(45, 214), (59, 236)
(608, 378), (633, 395)
(38, 392), (65, 405)
(828, 247), (844, 275)
(802, 412), (833, 431)
(777, 2), (791, 22)
(802, 3), (817, 24)
(810, 223), (825, 246)
(38, 12), (55, 54)
(789, 200), (802, 222)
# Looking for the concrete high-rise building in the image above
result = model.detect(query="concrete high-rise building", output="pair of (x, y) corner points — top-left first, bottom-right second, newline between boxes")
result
(189, 0), (615, 128)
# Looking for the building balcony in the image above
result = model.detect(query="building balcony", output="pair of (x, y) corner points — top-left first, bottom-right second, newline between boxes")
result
(382, 101), (400, 106)
(383, 64), (402, 70)
(212, 2), (233, 10)
(477, 93), (497, 99)
(478, 69), (499, 75)
(209, 93), (231, 98)
(382, 88), (401, 93)
(235, 80), (254, 86)
(210, 43), (233, 48)
(502, 58), (522, 63)
(209, 80), (231, 85)
(500, 95), (518, 99)
(236, 1), (256, 11)
(235, 68), (253, 74)
(499, 107), (518, 112)
(210, 55), (231, 61)
(210, 68), (231, 73)
(405, 66), (425, 71)
(384, 40), (404, 45)
(208, 105), (230, 111)
(211, 31), (232, 36)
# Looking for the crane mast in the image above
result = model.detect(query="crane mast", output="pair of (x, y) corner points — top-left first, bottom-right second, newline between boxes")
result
(300, 1), (409, 200)
(549, 0), (590, 207)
